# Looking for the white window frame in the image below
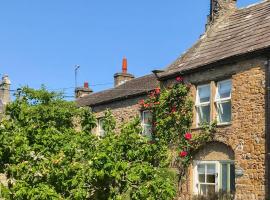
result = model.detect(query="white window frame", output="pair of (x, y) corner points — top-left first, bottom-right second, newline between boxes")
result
(196, 84), (211, 127)
(215, 79), (232, 125)
(141, 110), (152, 138)
(193, 160), (234, 196)
(97, 118), (105, 137)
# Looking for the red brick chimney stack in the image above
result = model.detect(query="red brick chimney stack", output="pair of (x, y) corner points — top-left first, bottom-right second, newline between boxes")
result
(75, 81), (93, 98)
(114, 57), (134, 87)
(122, 57), (127, 74)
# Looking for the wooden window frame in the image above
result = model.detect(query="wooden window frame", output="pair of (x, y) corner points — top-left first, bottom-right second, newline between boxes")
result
(215, 79), (232, 125)
(193, 160), (234, 195)
(196, 84), (211, 127)
(97, 118), (105, 137)
(141, 110), (153, 138)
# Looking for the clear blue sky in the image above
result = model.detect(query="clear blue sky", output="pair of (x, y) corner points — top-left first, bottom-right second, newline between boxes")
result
(0, 0), (262, 99)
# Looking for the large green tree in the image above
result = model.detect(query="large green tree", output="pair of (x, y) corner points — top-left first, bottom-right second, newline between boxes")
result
(0, 87), (177, 200)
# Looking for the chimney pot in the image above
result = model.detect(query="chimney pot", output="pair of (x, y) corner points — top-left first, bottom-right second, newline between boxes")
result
(84, 82), (89, 88)
(122, 57), (127, 74)
(75, 81), (93, 98)
(114, 57), (134, 87)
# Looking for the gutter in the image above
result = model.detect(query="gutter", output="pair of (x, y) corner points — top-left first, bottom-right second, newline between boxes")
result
(266, 55), (270, 198)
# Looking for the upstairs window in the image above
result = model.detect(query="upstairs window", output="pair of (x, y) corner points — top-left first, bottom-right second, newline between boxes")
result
(215, 80), (232, 124)
(196, 84), (211, 126)
(141, 110), (152, 138)
(97, 118), (105, 137)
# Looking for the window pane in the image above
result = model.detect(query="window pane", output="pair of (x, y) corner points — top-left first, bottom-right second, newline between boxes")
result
(199, 174), (205, 183)
(98, 119), (105, 137)
(207, 164), (216, 174)
(207, 185), (216, 195)
(217, 101), (231, 123)
(199, 185), (207, 195)
(143, 125), (152, 138)
(198, 164), (206, 183)
(198, 85), (210, 103)
(198, 105), (210, 124)
(141, 111), (152, 137)
(217, 80), (231, 99)
(143, 111), (152, 125)
(206, 175), (215, 183)
(206, 164), (216, 183)
(222, 164), (228, 192)
(198, 164), (205, 174)
(199, 184), (216, 196)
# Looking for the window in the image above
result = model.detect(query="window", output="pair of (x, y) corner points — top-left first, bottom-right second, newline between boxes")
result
(194, 161), (235, 196)
(215, 80), (232, 124)
(196, 84), (211, 126)
(97, 118), (105, 137)
(141, 110), (152, 138)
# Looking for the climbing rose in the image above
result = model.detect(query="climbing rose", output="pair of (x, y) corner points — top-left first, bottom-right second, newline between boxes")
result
(171, 106), (177, 113)
(155, 87), (161, 95)
(176, 76), (183, 82)
(179, 151), (188, 157)
(144, 103), (149, 108)
(138, 99), (144, 105)
(184, 132), (192, 140)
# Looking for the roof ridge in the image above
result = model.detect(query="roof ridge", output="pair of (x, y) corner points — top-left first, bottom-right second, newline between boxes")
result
(79, 73), (156, 97)
(160, 0), (270, 78)
(237, 0), (269, 10)
(238, 0), (267, 10)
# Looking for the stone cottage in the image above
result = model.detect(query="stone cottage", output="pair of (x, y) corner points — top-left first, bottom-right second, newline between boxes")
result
(77, 0), (270, 199)
(76, 57), (159, 136)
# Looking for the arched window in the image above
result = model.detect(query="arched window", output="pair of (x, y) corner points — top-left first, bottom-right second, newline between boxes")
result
(193, 142), (235, 196)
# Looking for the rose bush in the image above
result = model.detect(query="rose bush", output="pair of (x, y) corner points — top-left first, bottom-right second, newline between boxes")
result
(139, 76), (216, 184)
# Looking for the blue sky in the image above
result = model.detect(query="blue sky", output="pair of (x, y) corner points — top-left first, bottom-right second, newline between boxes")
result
(0, 0), (262, 99)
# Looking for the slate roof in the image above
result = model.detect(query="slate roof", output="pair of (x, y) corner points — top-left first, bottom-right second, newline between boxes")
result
(159, 0), (270, 78)
(76, 74), (159, 106)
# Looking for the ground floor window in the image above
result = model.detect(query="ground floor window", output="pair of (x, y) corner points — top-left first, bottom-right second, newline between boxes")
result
(193, 161), (235, 196)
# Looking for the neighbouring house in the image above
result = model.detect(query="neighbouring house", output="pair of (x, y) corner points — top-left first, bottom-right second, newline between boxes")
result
(76, 57), (159, 137)
(77, 0), (270, 199)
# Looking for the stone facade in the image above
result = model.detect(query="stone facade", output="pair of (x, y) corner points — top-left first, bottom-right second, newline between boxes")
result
(89, 57), (268, 199)
(164, 57), (267, 200)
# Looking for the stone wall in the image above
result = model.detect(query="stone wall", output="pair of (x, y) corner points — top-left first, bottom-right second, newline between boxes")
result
(162, 57), (267, 200)
(91, 95), (147, 133)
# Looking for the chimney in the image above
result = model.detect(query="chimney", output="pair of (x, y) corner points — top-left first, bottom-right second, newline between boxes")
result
(114, 57), (134, 87)
(208, 0), (236, 24)
(0, 75), (11, 110)
(75, 81), (93, 98)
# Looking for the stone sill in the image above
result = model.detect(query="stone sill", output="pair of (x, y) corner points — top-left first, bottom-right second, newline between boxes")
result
(191, 122), (232, 131)
(216, 122), (232, 127)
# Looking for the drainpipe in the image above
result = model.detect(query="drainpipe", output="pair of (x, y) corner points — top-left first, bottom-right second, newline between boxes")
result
(266, 56), (270, 198)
